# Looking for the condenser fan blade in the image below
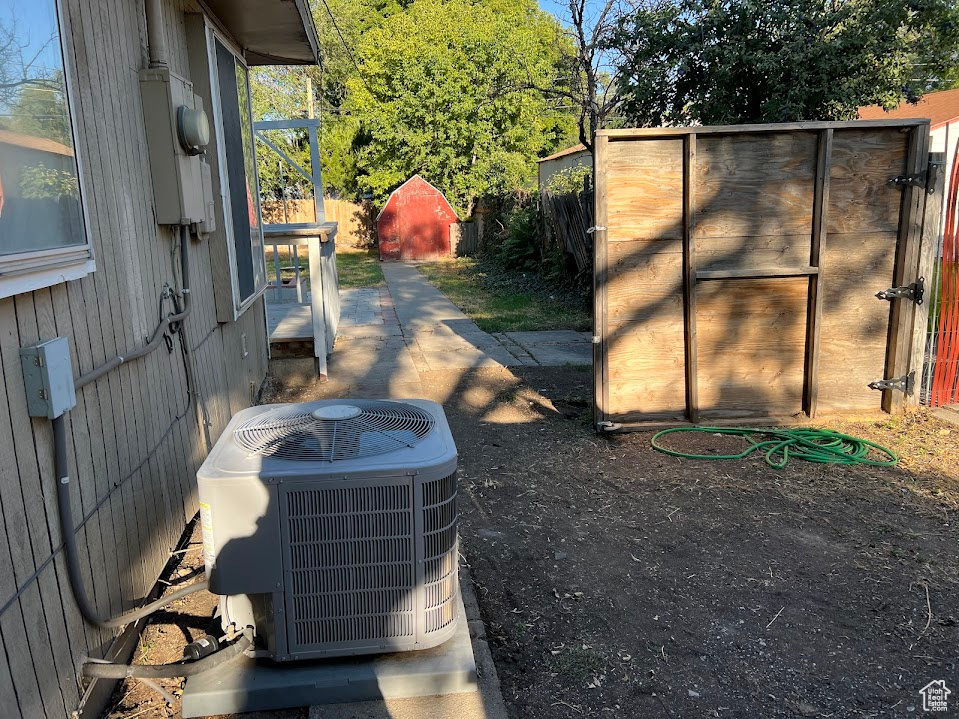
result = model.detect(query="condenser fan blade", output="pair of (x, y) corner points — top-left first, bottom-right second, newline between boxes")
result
(232, 400), (435, 461)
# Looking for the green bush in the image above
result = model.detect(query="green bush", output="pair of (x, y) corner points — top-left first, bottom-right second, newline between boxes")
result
(496, 204), (540, 273)
(544, 165), (591, 195)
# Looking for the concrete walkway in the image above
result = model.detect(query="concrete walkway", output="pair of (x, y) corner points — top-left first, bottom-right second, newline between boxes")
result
(269, 263), (595, 719)
(270, 261), (591, 399)
(381, 262), (524, 372)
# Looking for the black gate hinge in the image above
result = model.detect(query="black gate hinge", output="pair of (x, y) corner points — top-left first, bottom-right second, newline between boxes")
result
(868, 371), (914, 396)
(889, 161), (939, 195)
(875, 277), (924, 305)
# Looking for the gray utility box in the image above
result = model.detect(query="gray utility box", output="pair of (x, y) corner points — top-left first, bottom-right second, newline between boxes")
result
(197, 399), (460, 662)
(139, 68), (205, 225)
(20, 337), (76, 419)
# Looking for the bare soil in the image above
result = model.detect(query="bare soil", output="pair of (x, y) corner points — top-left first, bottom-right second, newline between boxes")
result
(283, 361), (959, 719)
(107, 362), (959, 718)
(405, 365), (959, 719)
(101, 531), (304, 719)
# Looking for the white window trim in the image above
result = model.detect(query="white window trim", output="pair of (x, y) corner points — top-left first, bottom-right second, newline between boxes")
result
(0, 0), (95, 300)
(204, 22), (267, 319)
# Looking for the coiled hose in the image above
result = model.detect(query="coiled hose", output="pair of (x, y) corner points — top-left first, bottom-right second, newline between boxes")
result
(650, 426), (898, 469)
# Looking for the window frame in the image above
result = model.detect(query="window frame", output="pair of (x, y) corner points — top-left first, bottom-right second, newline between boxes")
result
(0, 0), (96, 299)
(204, 23), (267, 319)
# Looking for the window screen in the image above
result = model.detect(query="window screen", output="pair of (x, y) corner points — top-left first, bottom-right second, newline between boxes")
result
(214, 37), (265, 306)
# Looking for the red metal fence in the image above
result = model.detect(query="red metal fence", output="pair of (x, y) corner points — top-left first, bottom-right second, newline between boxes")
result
(930, 147), (959, 406)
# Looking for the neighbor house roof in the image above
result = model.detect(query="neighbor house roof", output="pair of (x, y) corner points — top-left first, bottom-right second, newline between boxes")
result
(0, 128), (74, 156)
(858, 88), (959, 130)
(204, 0), (319, 65)
(538, 144), (588, 163)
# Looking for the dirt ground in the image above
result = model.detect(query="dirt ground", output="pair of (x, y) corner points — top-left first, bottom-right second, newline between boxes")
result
(101, 529), (305, 719)
(271, 362), (959, 719)
(106, 362), (958, 718)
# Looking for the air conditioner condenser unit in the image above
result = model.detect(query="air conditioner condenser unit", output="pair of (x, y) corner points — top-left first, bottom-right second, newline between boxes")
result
(196, 399), (459, 661)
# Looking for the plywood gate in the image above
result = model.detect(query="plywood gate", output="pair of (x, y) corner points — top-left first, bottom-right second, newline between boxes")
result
(593, 120), (942, 430)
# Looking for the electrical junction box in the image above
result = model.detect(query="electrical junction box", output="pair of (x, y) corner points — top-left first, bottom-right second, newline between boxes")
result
(197, 155), (217, 236)
(139, 68), (207, 225)
(20, 337), (76, 419)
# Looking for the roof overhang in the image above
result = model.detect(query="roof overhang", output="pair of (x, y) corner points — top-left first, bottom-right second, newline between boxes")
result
(202, 0), (320, 65)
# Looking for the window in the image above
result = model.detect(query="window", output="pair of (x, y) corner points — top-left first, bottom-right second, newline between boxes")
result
(208, 31), (266, 315)
(0, 0), (93, 298)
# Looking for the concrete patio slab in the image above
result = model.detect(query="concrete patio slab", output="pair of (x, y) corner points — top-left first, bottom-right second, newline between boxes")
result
(502, 330), (593, 367)
(381, 263), (524, 369)
(504, 330), (591, 346)
(270, 260), (592, 385)
(337, 324), (404, 339)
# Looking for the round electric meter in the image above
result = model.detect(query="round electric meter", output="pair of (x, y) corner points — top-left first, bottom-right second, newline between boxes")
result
(176, 105), (210, 155)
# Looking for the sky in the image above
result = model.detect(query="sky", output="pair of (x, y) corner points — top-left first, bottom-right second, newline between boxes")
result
(539, 0), (572, 21)
(2, 0), (65, 77)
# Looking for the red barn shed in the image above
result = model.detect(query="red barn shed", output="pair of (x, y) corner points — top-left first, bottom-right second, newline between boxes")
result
(377, 175), (459, 260)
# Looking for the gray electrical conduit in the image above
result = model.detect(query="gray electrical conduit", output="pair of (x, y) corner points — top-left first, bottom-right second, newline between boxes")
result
(75, 226), (192, 389)
(56, 225), (208, 629)
(82, 631), (253, 679)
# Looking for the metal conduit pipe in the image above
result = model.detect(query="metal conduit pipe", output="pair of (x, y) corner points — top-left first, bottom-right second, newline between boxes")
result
(144, 0), (169, 69)
(57, 226), (203, 629)
(76, 226), (192, 389)
(82, 631), (253, 679)
(53, 414), (208, 628)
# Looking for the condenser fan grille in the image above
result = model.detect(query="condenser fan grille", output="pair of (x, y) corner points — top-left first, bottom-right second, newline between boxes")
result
(233, 401), (436, 461)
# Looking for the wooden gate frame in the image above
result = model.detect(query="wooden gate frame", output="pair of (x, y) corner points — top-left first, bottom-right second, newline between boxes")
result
(593, 120), (942, 432)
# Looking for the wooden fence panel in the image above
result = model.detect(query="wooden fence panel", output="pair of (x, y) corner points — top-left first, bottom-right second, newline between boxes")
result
(594, 120), (938, 430)
(261, 198), (375, 248)
(603, 138), (686, 422)
(450, 222), (479, 257)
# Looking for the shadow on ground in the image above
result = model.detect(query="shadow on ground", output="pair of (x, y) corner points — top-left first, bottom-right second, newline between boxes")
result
(268, 360), (959, 719)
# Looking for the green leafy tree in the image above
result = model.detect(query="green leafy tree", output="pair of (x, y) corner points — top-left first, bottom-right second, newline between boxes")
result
(611, 0), (959, 126)
(5, 78), (71, 145)
(343, 0), (576, 216)
(250, 0), (399, 199)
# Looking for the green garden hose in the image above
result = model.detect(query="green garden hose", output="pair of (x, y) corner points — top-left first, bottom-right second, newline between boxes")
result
(650, 426), (898, 469)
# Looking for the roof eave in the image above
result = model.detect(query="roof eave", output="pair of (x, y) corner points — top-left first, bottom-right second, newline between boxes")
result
(203, 0), (320, 66)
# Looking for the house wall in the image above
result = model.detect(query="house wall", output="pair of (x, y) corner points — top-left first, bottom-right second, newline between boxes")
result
(537, 148), (592, 192)
(929, 122), (959, 241)
(0, 0), (269, 717)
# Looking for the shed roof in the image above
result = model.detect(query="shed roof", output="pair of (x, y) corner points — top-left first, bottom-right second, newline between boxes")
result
(538, 143), (589, 163)
(375, 175), (458, 221)
(858, 88), (959, 129)
(0, 129), (74, 156)
(204, 0), (319, 65)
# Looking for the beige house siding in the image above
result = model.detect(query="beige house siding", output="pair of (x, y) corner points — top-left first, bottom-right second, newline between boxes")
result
(538, 146), (592, 193)
(0, 0), (269, 717)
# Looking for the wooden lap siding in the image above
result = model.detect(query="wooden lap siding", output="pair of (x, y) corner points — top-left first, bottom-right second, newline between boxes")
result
(0, 0), (269, 717)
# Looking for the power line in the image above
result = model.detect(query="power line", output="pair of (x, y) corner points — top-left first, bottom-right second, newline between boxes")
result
(317, 0), (379, 100)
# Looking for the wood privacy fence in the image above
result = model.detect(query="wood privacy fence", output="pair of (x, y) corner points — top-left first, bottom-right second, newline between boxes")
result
(592, 120), (942, 430)
(541, 182), (593, 276)
(450, 221), (479, 257)
(261, 198), (375, 248)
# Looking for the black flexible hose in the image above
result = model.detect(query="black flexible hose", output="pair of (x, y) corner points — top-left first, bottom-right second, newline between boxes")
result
(81, 632), (252, 679)
(54, 413), (209, 628)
